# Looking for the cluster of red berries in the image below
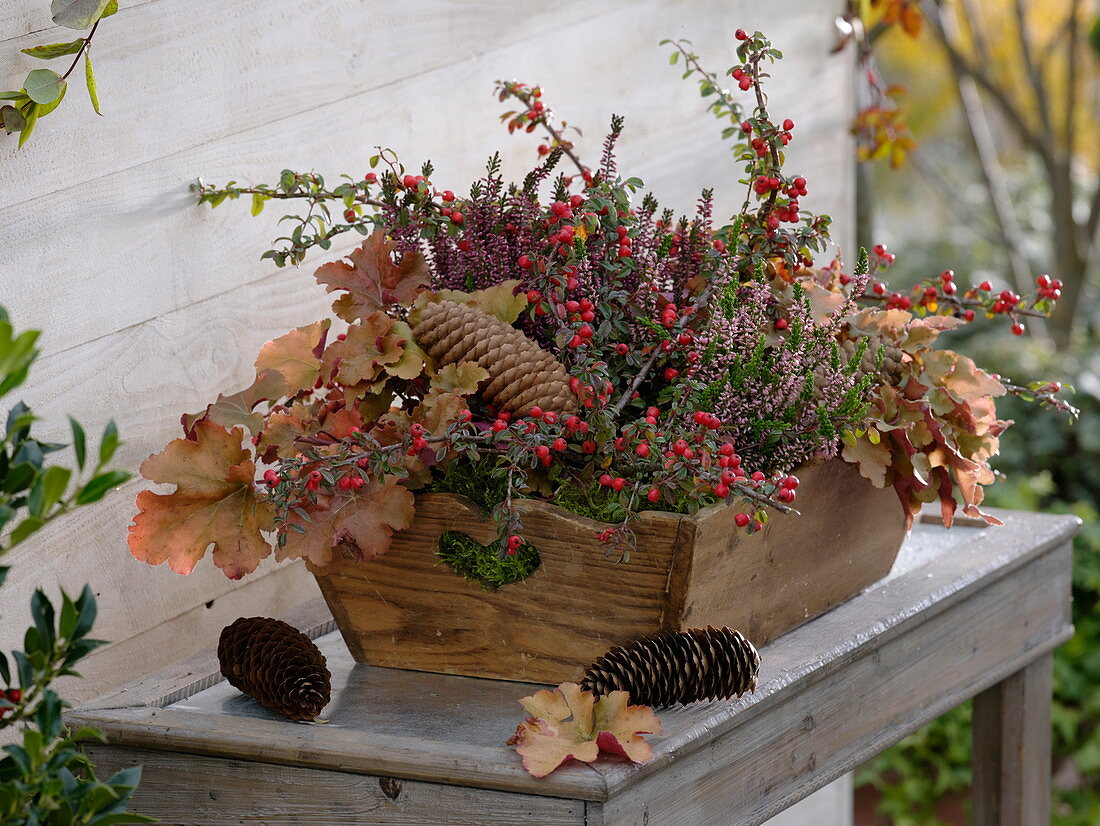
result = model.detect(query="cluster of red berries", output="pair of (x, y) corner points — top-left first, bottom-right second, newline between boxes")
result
(0, 687), (22, 717)
(506, 534), (524, 556)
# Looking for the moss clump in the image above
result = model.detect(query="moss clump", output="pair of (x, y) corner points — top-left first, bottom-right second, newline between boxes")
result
(437, 530), (540, 590)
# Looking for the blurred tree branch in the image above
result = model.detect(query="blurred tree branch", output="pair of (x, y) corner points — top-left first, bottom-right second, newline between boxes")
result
(852, 0), (1097, 346)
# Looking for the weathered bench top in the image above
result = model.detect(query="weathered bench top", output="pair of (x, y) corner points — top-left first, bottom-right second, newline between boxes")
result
(70, 509), (1079, 825)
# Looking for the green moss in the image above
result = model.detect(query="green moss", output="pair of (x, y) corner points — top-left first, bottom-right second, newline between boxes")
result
(437, 530), (540, 589)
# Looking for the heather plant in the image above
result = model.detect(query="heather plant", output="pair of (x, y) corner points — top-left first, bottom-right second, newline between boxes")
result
(129, 30), (1071, 584)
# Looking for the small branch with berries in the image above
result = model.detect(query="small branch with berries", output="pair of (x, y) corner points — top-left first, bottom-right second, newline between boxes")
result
(495, 80), (588, 178)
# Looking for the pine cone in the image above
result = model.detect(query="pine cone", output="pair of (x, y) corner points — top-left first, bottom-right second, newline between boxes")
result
(581, 626), (760, 709)
(412, 299), (577, 415)
(217, 617), (331, 721)
(839, 335), (906, 385)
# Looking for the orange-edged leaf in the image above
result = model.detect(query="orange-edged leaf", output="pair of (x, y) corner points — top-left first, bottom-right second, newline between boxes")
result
(385, 320), (429, 381)
(900, 3), (923, 36)
(278, 479), (415, 566)
(324, 312), (402, 386)
(129, 421), (274, 578)
(255, 320), (330, 395)
(257, 402), (312, 462)
(315, 228), (430, 321)
(507, 682), (661, 778)
(182, 369), (288, 437)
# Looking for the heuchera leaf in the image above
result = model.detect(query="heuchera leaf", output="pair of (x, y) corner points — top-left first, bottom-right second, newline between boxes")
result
(431, 362), (489, 395)
(128, 421), (275, 578)
(432, 280), (528, 324)
(182, 369), (288, 437)
(254, 319), (329, 395)
(323, 312), (403, 386)
(278, 480), (415, 566)
(507, 682), (662, 778)
(314, 228), (430, 321)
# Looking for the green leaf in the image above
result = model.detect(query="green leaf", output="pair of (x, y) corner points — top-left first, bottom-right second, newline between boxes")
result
(69, 416), (86, 470)
(37, 80), (68, 117)
(21, 39), (84, 60)
(51, 0), (112, 29)
(1, 105), (25, 134)
(74, 469), (130, 505)
(8, 515), (45, 545)
(250, 192), (265, 216)
(73, 585), (97, 638)
(0, 91), (29, 101)
(24, 69), (65, 105)
(97, 419), (119, 467)
(27, 465), (72, 517)
(101, 0), (118, 16)
(18, 102), (37, 146)
(85, 51), (101, 115)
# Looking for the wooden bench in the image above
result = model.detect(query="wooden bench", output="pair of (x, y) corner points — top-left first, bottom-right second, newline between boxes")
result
(69, 509), (1078, 825)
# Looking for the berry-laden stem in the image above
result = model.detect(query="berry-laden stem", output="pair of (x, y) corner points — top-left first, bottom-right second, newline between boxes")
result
(496, 82), (588, 176)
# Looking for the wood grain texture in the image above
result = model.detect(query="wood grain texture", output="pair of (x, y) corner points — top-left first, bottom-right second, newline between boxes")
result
(65, 511), (1079, 815)
(1, 0), (853, 356)
(85, 747), (586, 825)
(310, 460), (905, 683)
(972, 653), (1054, 826)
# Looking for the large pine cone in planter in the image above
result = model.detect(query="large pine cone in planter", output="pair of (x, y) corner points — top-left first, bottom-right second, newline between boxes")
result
(218, 617), (331, 721)
(412, 299), (577, 415)
(581, 626), (760, 709)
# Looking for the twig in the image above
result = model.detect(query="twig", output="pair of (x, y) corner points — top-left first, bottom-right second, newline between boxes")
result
(60, 19), (99, 82)
(609, 347), (661, 417)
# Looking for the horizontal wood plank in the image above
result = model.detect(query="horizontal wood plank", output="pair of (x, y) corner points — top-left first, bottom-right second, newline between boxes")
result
(86, 747), (586, 825)
(1, 0), (853, 359)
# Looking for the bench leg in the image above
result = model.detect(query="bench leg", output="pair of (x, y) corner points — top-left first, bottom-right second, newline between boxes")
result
(972, 653), (1053, 826)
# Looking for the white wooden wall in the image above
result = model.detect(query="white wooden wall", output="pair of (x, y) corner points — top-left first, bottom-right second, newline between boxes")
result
(0, 0), (854, 719)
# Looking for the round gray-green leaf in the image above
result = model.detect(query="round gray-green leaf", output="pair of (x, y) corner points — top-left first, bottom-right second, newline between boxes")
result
(51, 0), (112, 29)
(1, 105), (25, 134)
(24, 69), (65, 105)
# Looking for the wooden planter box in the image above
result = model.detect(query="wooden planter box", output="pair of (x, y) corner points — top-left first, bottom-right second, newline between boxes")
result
(308, 459), (906, 684)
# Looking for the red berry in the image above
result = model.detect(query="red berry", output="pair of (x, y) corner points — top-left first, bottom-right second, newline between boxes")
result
(553, 438), (567, 451)
(664, 368), (680, 380)
(782, 118), (794, 131)
(263, 469), (281, 486)
(528, 406), (543, 419)
(343, 209), (357, 223)
(777, 487), (796, 503)
(582, 440), (596, 453)
(599, 474), (613, 486)
(611, 477), (626, 492)
(751, 471), (766, 482)
(735, 28), (748, 39)
(775, 318), (789, 330)
(518, 254), (534, 269)
(782, 475), (799, 489)
(978, 280), (993, 292)
(402, 174), (418, 189)
(1011, 322), (1025, 336)
(450, 211), (464, 225)
(714, 482), (730, 498)
(535, 445), (550, 458)
(872, 282), (886, 296)
(646, 487), (661, 503)
(618, 245), (632, 258)
(963, 309), (976, 322)
(615, 343), (629, 355)
(734, 513), (751, 528)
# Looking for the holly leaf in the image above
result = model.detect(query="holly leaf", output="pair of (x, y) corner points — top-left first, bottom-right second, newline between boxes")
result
(254, 320), (329, 395)
(323, 312), (403, 386)
(314, 229), (430, 321)
(182, 369), (288, 437)
(128, 421), (274, 578)
(278, 480), (415, 566)
(507, 682), (661, 778)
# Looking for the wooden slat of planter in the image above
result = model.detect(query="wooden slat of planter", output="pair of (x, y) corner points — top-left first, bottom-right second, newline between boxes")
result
(310, 460), (905, 683)
(310, 493), (690, 683)
(85, 747), (587, 826)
